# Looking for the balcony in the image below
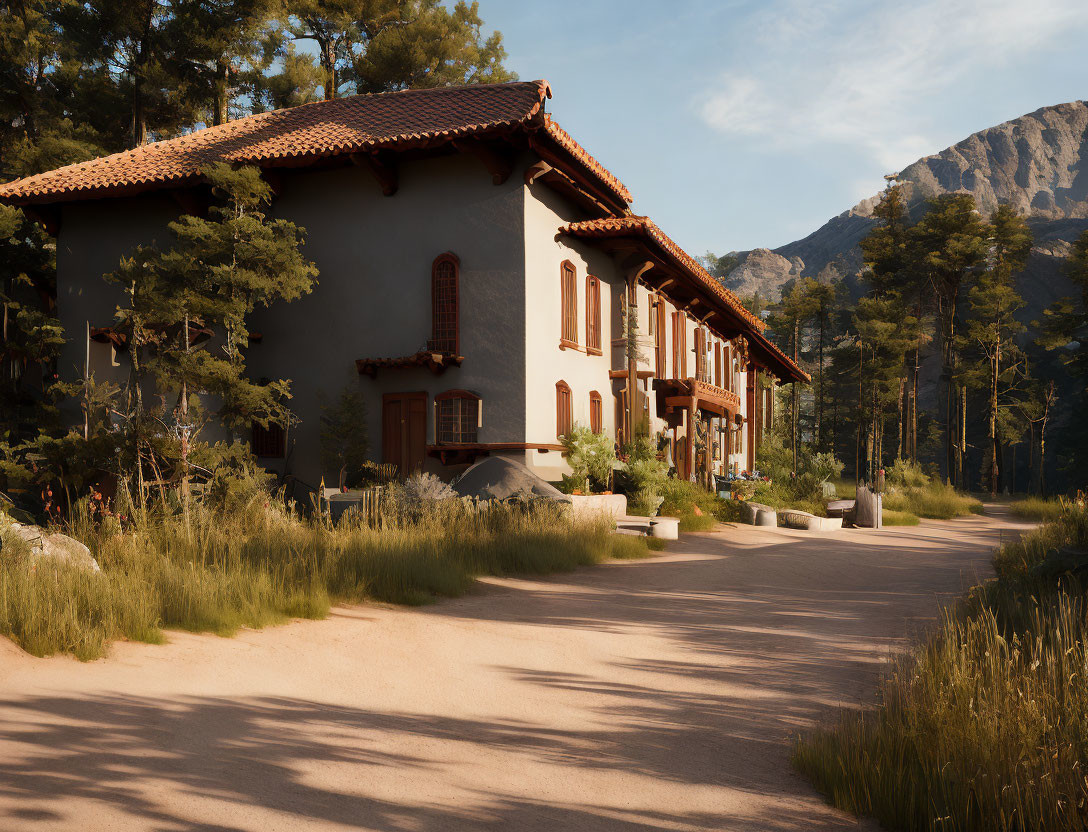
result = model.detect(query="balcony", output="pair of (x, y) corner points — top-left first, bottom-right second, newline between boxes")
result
(653, 377), (742, 418)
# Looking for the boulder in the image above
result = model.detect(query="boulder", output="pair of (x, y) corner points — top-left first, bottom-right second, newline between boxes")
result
(452, 456), (571, 503)
(4, 521), (100, 572)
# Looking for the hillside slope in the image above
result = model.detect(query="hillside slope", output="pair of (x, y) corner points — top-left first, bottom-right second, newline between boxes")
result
(723, 100), (1088, 305)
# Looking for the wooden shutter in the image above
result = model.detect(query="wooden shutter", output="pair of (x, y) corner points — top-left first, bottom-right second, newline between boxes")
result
(589, 391), (602, 434)
(556, 381), (572, 438)
(655, 296), (667, 378)
(677, 315), (687, 378)
(695, 327), (706, 382)
(431, 253), (459, 353)
(586, 275), (601, 353)
(714, 341), (722, 387)
(560, 261), (578, 345)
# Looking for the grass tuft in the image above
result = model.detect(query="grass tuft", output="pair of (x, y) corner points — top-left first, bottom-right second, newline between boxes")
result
(0, 496), (656, 660)
(793, 506), (1088, 831)
(1008, 496), (1068, 523)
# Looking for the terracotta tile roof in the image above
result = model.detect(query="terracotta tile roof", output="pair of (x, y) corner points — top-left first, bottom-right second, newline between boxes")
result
(559, 216), (809, 383)
(540, 115), (632, 203)
(0, 80), (630, 209)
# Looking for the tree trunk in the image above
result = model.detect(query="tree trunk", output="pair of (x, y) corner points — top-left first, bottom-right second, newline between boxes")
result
(212, 58), (230, 125)
(896, 376), (904, 460)
(988, 347), (999, 497)
(911, 346), (919, 462)
(817, 309), (825, 450)
(321, 39), (336, 100)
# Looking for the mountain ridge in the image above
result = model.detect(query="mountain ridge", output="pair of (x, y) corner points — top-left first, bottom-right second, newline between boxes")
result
(722, 99), (1088, 307)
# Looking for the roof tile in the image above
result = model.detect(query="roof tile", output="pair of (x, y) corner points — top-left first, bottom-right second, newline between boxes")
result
(0, 80), (627, 208)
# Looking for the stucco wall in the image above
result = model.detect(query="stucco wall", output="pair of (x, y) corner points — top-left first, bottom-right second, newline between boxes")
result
(246, 153), (527, 488)
(521, 181), (621, 480)
(53, 153), (528, 490)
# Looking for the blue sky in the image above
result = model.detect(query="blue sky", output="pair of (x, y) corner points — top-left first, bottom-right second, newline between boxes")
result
(475, 0), (1088, 256)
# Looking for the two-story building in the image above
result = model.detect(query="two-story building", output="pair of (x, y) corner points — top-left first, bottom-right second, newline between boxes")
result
(0, 80), (805, 491)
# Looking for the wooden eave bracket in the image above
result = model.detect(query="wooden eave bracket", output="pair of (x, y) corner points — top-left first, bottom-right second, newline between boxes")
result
(351, 151), (399, 196)
(453, 139), (515, 185)
(524, 159), (553, 185)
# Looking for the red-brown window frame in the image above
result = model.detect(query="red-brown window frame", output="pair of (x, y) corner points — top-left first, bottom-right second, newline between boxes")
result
(585, 275), (601, 354)
(556, 381), (573, 438)
(589, 390), (602, 434)
(430, 252), (460, 354)
(560, 260), (578, 347)
(434, 388), (480, 445)
(251, 421), (285, 458)
(714, 341), (722, 387)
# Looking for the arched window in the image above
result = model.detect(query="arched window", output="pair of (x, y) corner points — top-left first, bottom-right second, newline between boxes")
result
(560, 261), (578, 346)
(589, 391), (603, 434)
(556, 381), (572, 439)
(434, 389), (480, 445)
(585, 275), (601, 354)
(430, 253), (459, 354)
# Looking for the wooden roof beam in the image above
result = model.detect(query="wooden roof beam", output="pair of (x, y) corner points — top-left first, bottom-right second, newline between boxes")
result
(351, 151), (398, 196)
(453, 139), (515, 185)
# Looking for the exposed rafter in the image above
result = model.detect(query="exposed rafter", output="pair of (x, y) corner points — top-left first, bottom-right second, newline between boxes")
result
(350, 152), (398, 197)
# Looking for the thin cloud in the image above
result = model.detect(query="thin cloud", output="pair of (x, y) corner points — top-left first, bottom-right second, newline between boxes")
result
(699, 0), (1088, 171)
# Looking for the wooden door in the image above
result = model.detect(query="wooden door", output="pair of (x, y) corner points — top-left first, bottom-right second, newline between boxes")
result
(382, 392), (428, 477)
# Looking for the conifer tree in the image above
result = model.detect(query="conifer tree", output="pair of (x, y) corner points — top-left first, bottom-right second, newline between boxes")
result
(907, 194), (990, 486)
(108, 164), (317, 498)
(963, 205), (1032, 496)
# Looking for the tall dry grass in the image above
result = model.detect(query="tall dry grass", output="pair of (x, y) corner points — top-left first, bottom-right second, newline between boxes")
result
(882, 479), (983, 520)
(0, 494), (651, 660)
(793, 506), (1088, 831)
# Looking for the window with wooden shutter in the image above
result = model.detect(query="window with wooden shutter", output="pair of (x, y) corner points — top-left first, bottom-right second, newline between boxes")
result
(589, 391), (602, 434)
(251, 421), (285, 458)
(556, 381), (572, 438)
(585, 275), (601, 354)
(672, 313), (687, 378)
(430, 253), (459, 354)
(654, 296), (666, 378)
(714, 341), (722, 387)
(434, 389), (480, 444)
(560, 261), (578, 346)
(695, 327), (707, 382)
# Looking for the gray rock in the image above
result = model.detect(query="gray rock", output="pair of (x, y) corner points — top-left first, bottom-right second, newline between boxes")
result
(4, 521), (100, 572)
(452, 456), (571, 503)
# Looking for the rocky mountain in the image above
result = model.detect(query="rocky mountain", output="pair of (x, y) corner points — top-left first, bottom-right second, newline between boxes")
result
(722, 100), (1088, 310)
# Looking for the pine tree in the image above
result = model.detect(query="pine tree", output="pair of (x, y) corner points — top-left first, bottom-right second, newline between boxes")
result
(908, 194), (990, 486)
(107, 164), (317, 500)
(963, 205), (1032, 496)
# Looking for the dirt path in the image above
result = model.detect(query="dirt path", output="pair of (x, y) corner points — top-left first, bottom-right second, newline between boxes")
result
(0, 508), (1032, 831)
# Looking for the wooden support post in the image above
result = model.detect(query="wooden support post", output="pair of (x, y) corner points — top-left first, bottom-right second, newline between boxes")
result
(625, 261), (653, 445)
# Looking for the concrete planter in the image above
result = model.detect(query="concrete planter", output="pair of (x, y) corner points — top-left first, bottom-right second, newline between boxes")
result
(568, 493), (628, 522)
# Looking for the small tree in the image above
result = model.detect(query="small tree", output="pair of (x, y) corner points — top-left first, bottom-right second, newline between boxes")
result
(320, 387), (369, 489)
(108, 163), (318, 503)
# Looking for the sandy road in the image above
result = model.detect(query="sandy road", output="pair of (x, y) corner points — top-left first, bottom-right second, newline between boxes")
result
(0, 508), (1031, 831)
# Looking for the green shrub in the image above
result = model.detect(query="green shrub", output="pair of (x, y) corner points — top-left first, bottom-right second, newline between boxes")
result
(886, 458), (929, 490)
(561, 424), (616, 493)
(659, 479), (720, 531)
